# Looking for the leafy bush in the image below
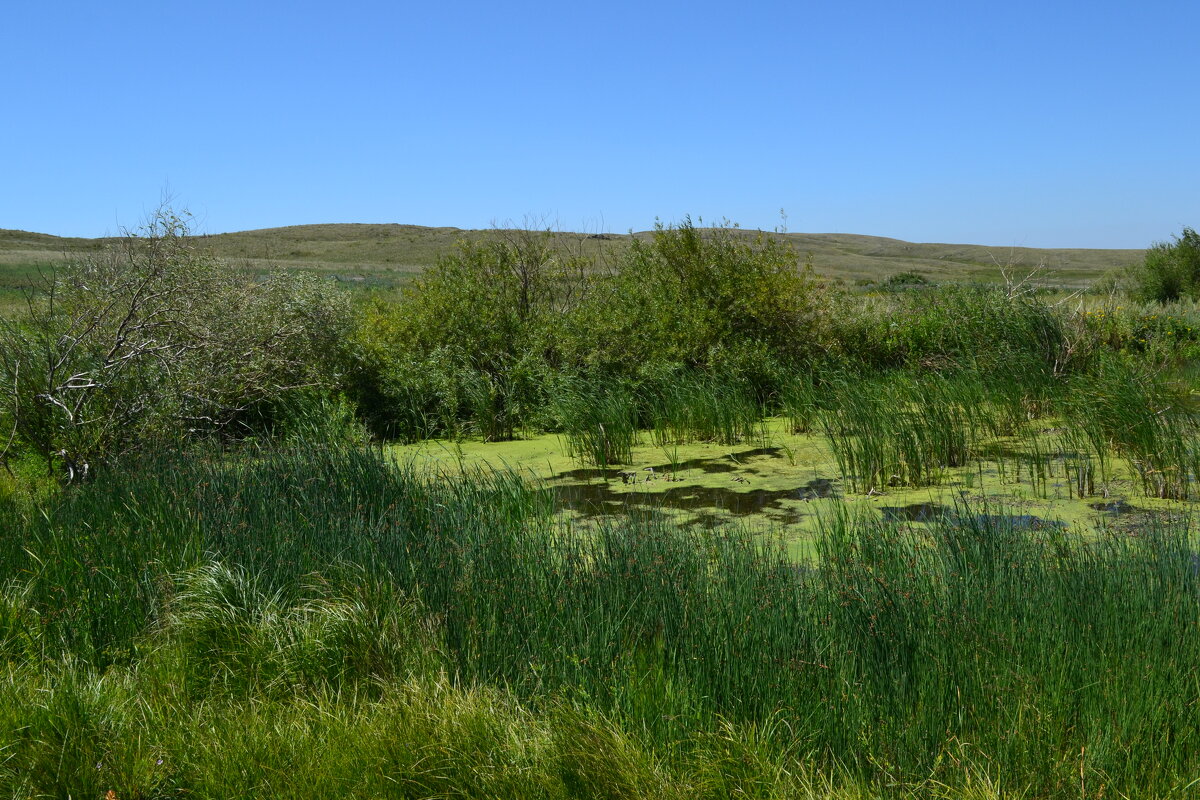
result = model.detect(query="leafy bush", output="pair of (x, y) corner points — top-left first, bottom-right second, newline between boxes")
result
(349, 229), (579, 440)
(0, 209), (353, 477)
(390, 230), (578, 368)
(562, 219), (830, 375)
(1129, 227), (1200, 303)
(881, 271), (932, 290)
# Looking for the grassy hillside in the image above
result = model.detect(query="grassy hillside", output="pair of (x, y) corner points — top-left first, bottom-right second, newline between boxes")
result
(0, 222), (1142, 300)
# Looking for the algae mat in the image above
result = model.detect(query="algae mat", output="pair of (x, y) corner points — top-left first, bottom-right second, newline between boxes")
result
(390, 418), (1193, 554)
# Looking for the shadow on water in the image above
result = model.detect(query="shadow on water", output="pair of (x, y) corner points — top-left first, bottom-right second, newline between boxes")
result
(650, 446), (786, 475)
(880, 503), (945, 522)
(555, 467), (623, 481)
(971, 513), (1068, 530)
(1089, 500), (1140, 514)
(880, 503), (1068, 530)
(554, 446), (786, 483)
(554, 477), (837, 519)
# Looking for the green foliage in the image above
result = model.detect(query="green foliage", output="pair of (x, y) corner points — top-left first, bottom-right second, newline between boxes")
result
(352, 220), (830, 442)
(0, 209), (353, 476)
(564, 219), (830, 374)
(4, 447), (1200, 796)
(554, 377), (640, 467)
(880, 271), (932, 290)
(1129, 227), (1200, 303)
(1072, 301), (1200, 367)
(394, 230), (574, 367)
(829, 284), (1066, 374)
(349, 229), (579, 440)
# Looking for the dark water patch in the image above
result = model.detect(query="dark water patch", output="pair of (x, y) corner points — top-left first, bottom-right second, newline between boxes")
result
(555, 477), (839, 519)
(686, 512), (728, 530)
(801, 478), (836, 499)
(650, 454), (735, 473)
(881, 504), (1067, 530)
(686, 508), (808, 528)
(1090, 500), (1140, 514)
(881, 503), (946, 522)
(555, 467), (623, 481)
(649, 447), (782, 475)
(685, 461), (738, 474)
(969, 514), (1067, 531)
(729, 447), (784, 461)
(766, 509), (806, 526)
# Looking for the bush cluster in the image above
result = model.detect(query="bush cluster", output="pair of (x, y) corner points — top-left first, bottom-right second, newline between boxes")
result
(0, 210), (353, 478)
(1129, 227), (1200, 303)
(348, 219), (834, 441)
(6, 214), (1199, 473)
(348, 220), (1083, 443)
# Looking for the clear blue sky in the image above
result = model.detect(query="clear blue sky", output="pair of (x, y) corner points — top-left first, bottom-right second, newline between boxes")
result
(4, 0), (1197, 248)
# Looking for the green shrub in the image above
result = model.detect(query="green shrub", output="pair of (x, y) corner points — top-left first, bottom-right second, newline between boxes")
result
(391, 231), (573, 368)
(829, 285), (1066, 374)
(0, 210), (353, 476)
(349, 230), (578, 440)
(563, 219), (830, 374)
(881, 271), (932, 290)
(1129, 227), (1200, 303)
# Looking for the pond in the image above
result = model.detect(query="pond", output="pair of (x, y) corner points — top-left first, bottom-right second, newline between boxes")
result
(390, 416), (1189, 547)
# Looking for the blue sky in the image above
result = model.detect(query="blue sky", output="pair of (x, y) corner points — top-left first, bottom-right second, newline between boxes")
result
(3, 0), (1197, 247)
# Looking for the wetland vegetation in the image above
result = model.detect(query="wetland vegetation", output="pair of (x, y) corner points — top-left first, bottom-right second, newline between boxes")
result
(1, 213), (1198, 797)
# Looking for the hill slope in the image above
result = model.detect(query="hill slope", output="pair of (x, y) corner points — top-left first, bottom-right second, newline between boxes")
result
(0, 223), (1142, 294)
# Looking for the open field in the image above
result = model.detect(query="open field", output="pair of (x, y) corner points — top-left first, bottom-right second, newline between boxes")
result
(0, 222), (1142, 294)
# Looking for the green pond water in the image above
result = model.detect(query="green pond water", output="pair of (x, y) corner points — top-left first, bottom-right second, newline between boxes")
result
(391, 417), (1193, 559)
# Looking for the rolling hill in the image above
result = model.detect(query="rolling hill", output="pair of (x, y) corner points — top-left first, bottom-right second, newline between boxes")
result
(0, 223), (1142, 297)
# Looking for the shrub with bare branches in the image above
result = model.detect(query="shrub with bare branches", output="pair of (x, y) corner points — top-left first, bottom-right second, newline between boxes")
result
(0, 209), (350, 479)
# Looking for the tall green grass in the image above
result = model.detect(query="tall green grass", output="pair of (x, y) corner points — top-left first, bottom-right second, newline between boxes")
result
(820, 371), (983, 492)
(642, 370), (763, 446)
(779, 369), (821, 434)
(1065, 355), (1200, 499)
(554, 378), (640, 467)
(3, 446), (1199, 796)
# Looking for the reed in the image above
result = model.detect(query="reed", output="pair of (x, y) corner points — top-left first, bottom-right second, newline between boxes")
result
(643, 371), (762, 446)
(779, 369), (821, 434)
(1065, 355), (1200, 499)
(820, 371), (980, 492)
(3, 446), (1200, 797)
(1058, 426), (1101, 497)
(554, 378), (640, 467)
